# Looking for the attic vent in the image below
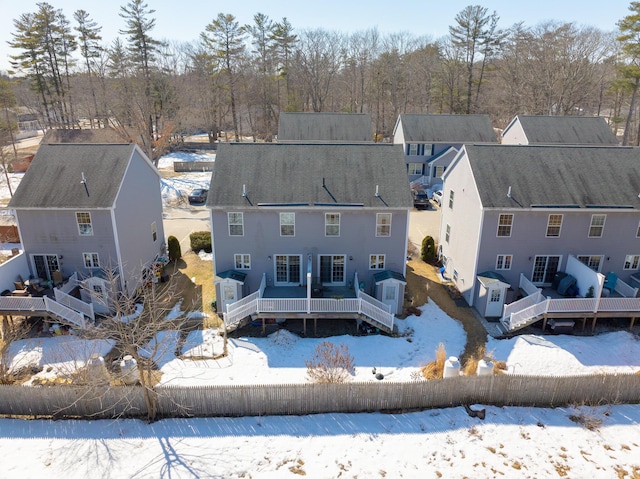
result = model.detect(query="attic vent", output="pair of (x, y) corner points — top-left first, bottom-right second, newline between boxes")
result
(375, 185), (380, 197)
(507, 186), (511, 198)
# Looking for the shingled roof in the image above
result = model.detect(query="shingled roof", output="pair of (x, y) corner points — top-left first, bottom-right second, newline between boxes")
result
(463, 144), (640, 209)
(207, 143), (412, 209)
(504, 115), (618, 145)
(9, 143), (140, 209)
(277, 112), (373, 142)
(394, 114), (498, 143)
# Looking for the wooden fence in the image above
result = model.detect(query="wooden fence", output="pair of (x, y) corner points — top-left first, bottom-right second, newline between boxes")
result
(1, 373), (639, 419)
(173, 161), (215, 172)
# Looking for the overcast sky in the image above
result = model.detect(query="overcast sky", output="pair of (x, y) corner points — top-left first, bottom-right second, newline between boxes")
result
(0, 0), (632, 73)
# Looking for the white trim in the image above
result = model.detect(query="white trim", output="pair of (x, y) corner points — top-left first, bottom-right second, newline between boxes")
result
(624, 254), (640, 270)
(324, 212), (340, 237)
(545, 213), (563, 237)
(109, 208), (126, 292)
(317, 254), (347, 286)
(369, 254), (386, 270)
(576, 254), (604, 272)
(376, 213), (392, 237)
(588, 214), (606, 238)
(279, 212), (295, 237)
(273, 254), (303, 286)
(83, 252), (101, 269)
(495, 254), (513, 270)
(228, 212), (244, 236)
(497, 213), (513, 238)
(75, 211), (93, 236)
(234, 253), (251, 270)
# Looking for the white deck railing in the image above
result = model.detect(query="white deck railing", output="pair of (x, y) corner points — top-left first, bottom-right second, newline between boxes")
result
(0, 296), (86, 329)
(502, 290), (543, 320)
(519, 274), (541, 296)
(54, 288), (95, 321)
(615, 278), (638, 298)
(504, 298), (549, 331)
(548, 297), (598, 313)
(221, 288), (394, 332)
(57, 272), (79, 294)
(599, 297), (640, 311)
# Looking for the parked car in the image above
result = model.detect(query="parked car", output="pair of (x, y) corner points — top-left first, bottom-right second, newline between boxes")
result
(188, 188), (208, 204)
(432, 189), (443, 206)
(412, 189), (431, 210)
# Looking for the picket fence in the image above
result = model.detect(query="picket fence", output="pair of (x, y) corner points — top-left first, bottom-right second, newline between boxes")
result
(1, 373), (639, 419)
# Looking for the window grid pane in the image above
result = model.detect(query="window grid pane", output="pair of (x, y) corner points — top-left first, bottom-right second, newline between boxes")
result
(228, 212), (244, 236)
(369, 254), (385, 269)
(76, 212), (93, 235)
(624, 255), (640, 270)
(280, 212), (295, 236)
(589, 215), (605, 237)
(546, 214), (562, 237)
(497, 214), (513, 237)
(376, 213), (391, 237)
(325, 213), (340, 236)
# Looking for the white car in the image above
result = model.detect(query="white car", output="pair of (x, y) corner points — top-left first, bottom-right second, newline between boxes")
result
(432, 189), (443, 206)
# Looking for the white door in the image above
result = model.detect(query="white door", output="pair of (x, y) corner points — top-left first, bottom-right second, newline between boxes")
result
(485, 286), (505, 317)
(382, 282), (398, 313)
(221, 284), (237, 314)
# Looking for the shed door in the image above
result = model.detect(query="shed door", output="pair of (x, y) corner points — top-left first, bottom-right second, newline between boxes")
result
(221, 283), (237, 314)
(485, 286), (505, 317)
(382, 282), (398, 313)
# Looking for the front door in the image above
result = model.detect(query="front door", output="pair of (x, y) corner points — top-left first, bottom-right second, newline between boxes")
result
(32, 254), (60, 281)
(221, 284), (237, 314)
(382, 282), (398, 313)
(485, 286), (505, 317)
(319, 255), (345, 286)
(274, 255), (301, 286)
(532, 255), (561, 285)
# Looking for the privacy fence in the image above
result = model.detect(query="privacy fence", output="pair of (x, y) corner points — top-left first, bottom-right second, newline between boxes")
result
(1, 374), (639, 419)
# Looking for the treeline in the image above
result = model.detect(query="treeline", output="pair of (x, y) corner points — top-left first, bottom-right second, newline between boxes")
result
(3, 1), (640, 162)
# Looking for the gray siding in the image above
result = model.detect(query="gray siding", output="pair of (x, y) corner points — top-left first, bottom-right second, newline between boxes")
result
(17, 209), (118, 279)
(439, 156), (483, 305)
(114, 150), (165, 291)
(477, 209), (640, 288)
(212, 208), (408, 293)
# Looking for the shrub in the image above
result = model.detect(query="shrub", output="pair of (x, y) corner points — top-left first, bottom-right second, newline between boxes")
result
(305, 341), (355, 383)
(167, 235), (181, 261)
(420, 236), (436, 263)
(190, 231), (212, 253)
(421, 342), (446, 379)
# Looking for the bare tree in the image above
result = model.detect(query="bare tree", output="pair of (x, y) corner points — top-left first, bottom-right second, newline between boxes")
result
(617, 1), (640, 145)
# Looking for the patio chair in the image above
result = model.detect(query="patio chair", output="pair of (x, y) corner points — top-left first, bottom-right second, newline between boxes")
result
(12, 280), (29, 296)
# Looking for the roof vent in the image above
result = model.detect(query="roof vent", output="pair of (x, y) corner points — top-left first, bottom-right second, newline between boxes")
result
(507, 186), (512, 198)
(242, 184), (247, 197)
(81, 172), (90, 197)
(375, 185), (380, 197)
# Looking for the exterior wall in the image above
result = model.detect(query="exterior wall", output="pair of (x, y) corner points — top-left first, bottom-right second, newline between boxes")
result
(374, 280), (406, 315)
(406, 143), (462, 182)
(113, 150), (166, 293)
(0, 252), (29, 293)
(439, 156), (484, 306)
(476, 208), (640, 288)
(211, 208), (409, 294)
(501, 120), (528, 145)
(16, 209), (118, 280)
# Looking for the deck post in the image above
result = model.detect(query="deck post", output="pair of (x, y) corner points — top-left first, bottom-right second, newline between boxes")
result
(303, 318), (307, 335)
(631, 317), (637, 331)
(314, 318), (317, 336)
(581, 317), (587, 332)
(262, 318), (266, 335)
(542, 314), (548, 332)
(591, 315), (598, 333)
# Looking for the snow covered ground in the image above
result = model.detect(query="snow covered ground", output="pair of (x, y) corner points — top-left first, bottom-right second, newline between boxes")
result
(1, 149), (640, 477)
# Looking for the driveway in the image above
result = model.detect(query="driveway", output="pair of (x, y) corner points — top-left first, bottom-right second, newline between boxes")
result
(408, 202), (441, 253)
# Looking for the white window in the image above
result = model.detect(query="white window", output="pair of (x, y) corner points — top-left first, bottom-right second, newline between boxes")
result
(589, 214), (606, 238)
(423, 144), (433, 156)
(228, 212), (244, 236)
(546, 214), (563, 237)
(624, 255), (640, 270)
(496, 254), (512, 270)
(408, 163), (423, 175)
(280, 212), (295, 236)
(445, 224), (451, 243)
(151, 222), (157, 242)
(369, 254), (385, 270)
(325, 213), (340, 236)
(490, 289), (501, 302)
(76, 212), (93, 236)
(234, 254), (251, 270)
(83, 252), (100, 268)
(376, 213), (391, 237)
(448, 190), (454, 209)
(497, 214), (513, 237)
(434, 166), (445, 178)
(408, 144), (418, 155)
(577, 255), (603, 272)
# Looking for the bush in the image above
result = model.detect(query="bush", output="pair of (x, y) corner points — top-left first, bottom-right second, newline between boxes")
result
(190, 231), (212, 253)
(421, 236), (436, 263)
(421, 342), (446, 379)
(305, 341), (355, 383)
(167, 235), (181, 261)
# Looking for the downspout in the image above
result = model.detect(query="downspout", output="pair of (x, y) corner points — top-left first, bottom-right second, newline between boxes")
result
(402, 209), (410, 277)
(306, 253), (312, 314)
